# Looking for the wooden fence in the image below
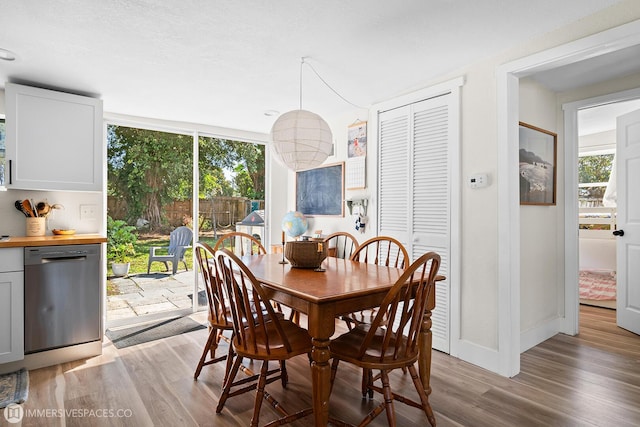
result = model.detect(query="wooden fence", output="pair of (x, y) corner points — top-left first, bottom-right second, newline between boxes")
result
(107, 196), (264, 229)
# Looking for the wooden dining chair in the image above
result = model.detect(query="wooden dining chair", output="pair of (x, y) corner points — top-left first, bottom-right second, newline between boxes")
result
(344, 236), (409, 327)
(323, 231), (359, 260)
(215, 231), (294, 321)
(193, 242), (234, 381)
(349, 235), (408, 269)
(328, 251), (441, 427)
(213, 231), (267, 255)
(215, 248), (314, 427)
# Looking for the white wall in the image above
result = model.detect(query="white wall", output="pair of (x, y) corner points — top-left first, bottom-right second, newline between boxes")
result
(0, 190), (103, 236)
(518, 78), (563, 345)
(309, 111), (375, 245)
(441, 3), (640, 358)
(579, 130), (616, 154)
(304, 2), (640, 371)
(579, 237), (616, 271)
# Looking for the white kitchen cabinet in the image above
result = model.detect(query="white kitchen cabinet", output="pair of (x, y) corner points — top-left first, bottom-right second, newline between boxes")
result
(4, 82), (103, 191)
(0, 248), (24, 364)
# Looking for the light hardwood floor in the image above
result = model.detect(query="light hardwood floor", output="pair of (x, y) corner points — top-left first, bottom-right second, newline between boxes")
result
(16, 305), (640, 426)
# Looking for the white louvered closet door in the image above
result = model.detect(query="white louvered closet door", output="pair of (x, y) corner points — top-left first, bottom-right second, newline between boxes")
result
(378, 94), (452, 353)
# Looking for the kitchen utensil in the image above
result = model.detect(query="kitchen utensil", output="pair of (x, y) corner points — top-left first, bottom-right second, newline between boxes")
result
(15, 200), (29, 217)
(36, 201), (51, 217)
(22, 199), (35, 217)
(30, 199), (38, 217)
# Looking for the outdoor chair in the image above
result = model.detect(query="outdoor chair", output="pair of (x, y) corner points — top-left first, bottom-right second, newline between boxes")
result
(215, 248), (313, 427)
(147, 226), (193, 274)
(328, 251), (441, 427)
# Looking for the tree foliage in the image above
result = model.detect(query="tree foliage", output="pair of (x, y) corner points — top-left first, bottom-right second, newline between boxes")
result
(578, 154), (614, 183)
(108, 125), (265, 230)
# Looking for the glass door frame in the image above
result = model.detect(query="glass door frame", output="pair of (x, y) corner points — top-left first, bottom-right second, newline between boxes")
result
(104, 116), (269, 328)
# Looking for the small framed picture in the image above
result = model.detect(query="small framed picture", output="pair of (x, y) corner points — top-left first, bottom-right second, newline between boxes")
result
(348, 121), (367, 158)
(519, 122), (557, 205)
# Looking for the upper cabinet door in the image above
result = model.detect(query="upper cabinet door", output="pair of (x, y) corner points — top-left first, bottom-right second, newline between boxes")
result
(5, 82), (103, 191)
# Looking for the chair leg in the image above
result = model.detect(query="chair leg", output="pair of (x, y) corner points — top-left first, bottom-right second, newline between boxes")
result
(361, 368), (373, 399)
(194, 327), (218, 380)
(251, 361), (270, 427)
(408, 364), (436, 427)
(279, 360), (288, 387)
(217, 355), (244, 413)
(380, 370), (397, 427)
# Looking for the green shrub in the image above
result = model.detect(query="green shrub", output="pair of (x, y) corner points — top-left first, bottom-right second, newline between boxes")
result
(107, 216), (138, 263)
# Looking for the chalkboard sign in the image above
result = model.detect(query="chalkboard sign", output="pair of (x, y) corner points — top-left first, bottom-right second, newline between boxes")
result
(296, 162), (344, 216)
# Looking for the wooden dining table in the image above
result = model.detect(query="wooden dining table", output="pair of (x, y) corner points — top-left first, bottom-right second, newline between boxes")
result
(239, 253), (443, 427)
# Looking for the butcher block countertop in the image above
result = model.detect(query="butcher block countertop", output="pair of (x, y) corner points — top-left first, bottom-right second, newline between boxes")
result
(0, 234), (107, 248)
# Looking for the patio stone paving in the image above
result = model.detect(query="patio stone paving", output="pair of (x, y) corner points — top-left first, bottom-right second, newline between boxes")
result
(107, 270), (201, 323)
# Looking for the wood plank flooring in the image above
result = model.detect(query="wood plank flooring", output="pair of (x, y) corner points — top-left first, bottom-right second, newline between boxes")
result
(16, 305), (640, 426)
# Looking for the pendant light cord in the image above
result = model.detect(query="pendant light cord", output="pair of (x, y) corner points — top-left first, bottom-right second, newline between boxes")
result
(300, 57), (366, 110)
(299, 58), (304, 110)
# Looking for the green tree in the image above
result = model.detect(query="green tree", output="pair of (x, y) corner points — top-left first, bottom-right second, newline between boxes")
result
(578, 154), (614, 183)
(200, 167), (233, 198)
(198, 137), (265, 199)
(233, 164), (256, 198)
(108, 125), (193, 229)
(108, 126), (265, 230)
(232, 141), (265, 199)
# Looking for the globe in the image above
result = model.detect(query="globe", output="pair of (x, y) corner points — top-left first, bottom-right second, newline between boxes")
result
(281, 211), (308, 238)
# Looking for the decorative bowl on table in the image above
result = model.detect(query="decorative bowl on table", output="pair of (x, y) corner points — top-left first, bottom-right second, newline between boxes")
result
(284, 239), (327, 268)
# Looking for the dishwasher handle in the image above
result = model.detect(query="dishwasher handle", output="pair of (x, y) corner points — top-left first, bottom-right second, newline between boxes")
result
(41, 256), (88, 263)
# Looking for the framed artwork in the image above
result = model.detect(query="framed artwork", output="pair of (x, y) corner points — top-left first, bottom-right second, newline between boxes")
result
(296, 162), (344, 216)
(348, 121), (367, 158)
(519, 122), (557, 205)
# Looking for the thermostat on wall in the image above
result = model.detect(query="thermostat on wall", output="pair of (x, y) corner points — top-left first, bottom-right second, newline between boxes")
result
(468, 173), (489, 189)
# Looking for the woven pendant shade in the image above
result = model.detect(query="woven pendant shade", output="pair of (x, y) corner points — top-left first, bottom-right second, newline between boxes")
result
(270, 109), (333, 171)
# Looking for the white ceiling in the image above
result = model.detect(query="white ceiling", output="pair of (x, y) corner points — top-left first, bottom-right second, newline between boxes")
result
(0, 0), (630, 134)
(578, 99), (640, 136)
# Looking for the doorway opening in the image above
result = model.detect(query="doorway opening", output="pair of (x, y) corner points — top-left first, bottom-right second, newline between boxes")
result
(105, 123), (267, 329)
(570, 96), (640, 333)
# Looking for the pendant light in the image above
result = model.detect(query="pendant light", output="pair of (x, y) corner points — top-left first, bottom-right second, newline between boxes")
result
(270, 58), (333, 171)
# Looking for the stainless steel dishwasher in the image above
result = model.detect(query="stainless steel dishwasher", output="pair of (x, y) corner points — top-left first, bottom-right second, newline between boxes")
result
(24, 244), (102, 353)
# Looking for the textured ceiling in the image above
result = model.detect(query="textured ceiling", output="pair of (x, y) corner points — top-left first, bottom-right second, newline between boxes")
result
(0, 0), (627, 134)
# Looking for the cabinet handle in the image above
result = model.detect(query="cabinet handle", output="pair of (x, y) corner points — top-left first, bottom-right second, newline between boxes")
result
(8, 160), (12, 185)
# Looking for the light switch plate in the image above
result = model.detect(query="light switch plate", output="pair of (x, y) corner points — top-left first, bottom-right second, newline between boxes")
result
(80, 204), (98, 220)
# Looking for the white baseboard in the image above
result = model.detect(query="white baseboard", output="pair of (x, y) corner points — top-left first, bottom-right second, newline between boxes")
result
(0, 340), (103, 374)
(520, 317), (560, 353)
(456, 339), (502, 375)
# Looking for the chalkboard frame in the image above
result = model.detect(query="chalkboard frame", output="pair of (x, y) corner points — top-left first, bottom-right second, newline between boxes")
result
(295, 162), (344, 216)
